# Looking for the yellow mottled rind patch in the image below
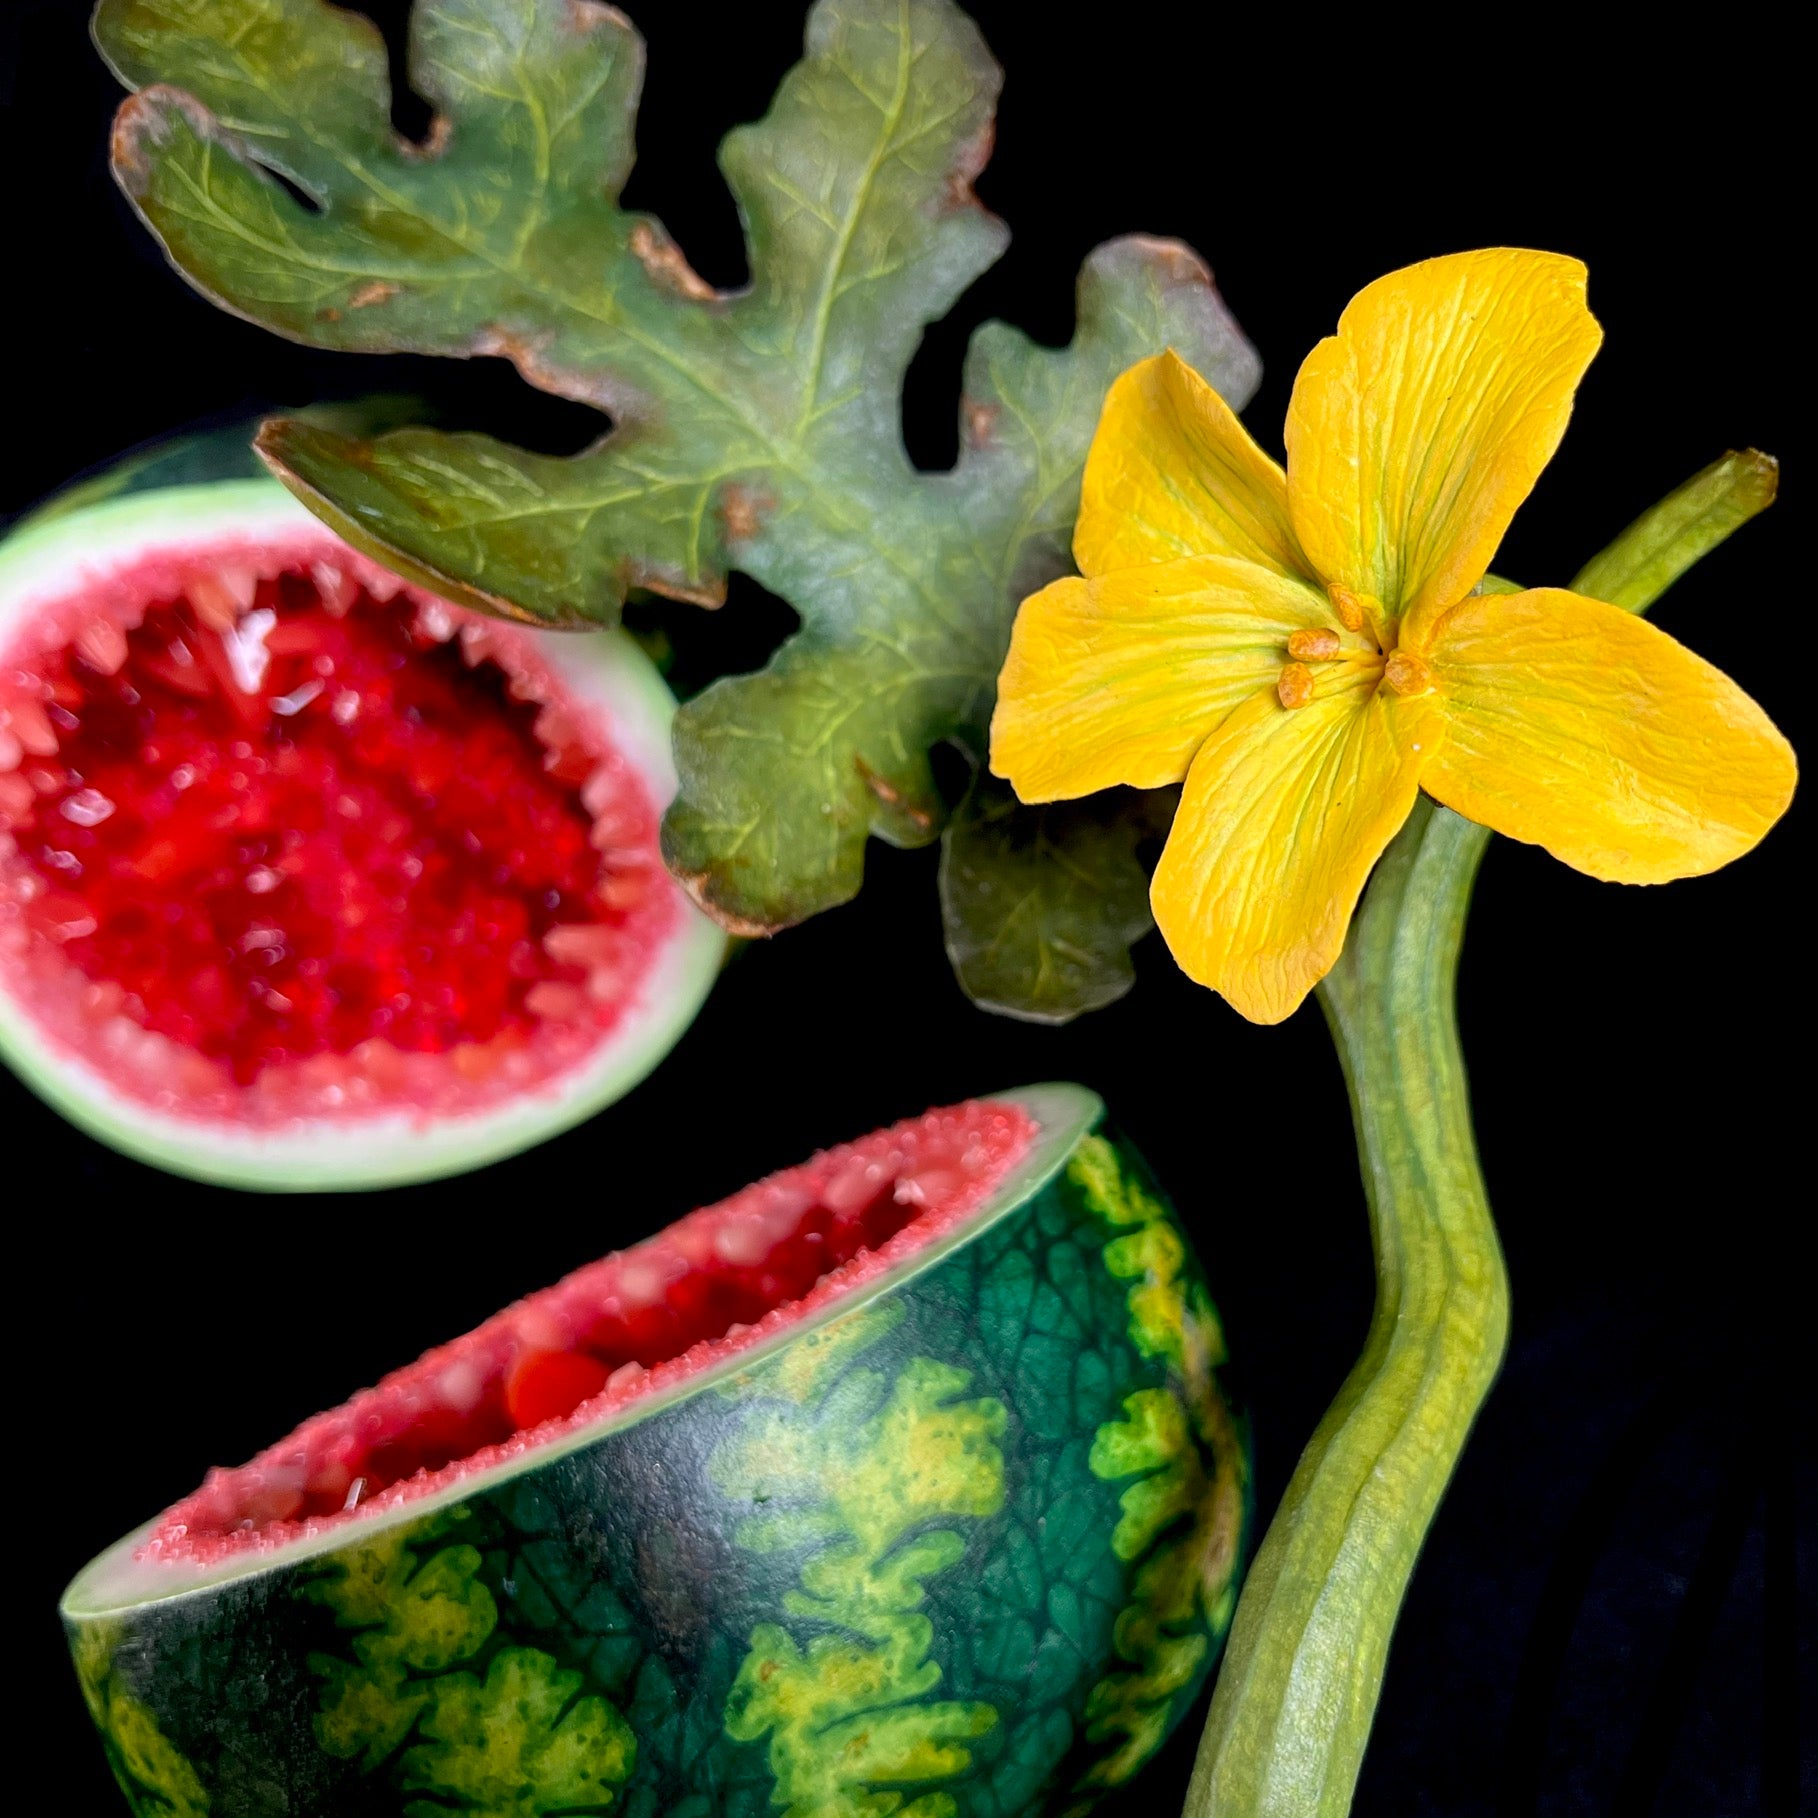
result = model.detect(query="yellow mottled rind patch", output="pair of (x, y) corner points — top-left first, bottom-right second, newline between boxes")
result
(73, 1623), (212, 1817)
(306, 1525), (635, 1813)
(1066, 1134), (1248, 1800)
(713, 1305), (1007, 1817)
(736, 1298), (908, 1408)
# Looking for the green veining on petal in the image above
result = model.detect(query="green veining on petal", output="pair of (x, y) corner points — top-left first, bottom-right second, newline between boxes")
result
(74, 1623), (213, 1817)
(307, 1524), (636, 1813)
(712, 1304), (1007, 1815)
(1068, 1135), (1248, 1799)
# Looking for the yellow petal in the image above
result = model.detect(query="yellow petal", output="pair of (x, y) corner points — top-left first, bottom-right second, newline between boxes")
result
(1076, 351), (1311, 579)
(1422, 587), (1797, 880)
(1150, 668), (1443, 1023)
(1285, 249), (1603, 637)
(991, 557), (1340, 800)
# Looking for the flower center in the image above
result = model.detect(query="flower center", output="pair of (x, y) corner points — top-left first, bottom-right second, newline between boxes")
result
(1278, 597), (1384, 711)
(1275, 586), (1439, 711)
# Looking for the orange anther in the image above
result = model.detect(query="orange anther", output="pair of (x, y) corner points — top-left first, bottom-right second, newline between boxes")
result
(1328, 585), (1370, 634)
(1277, 663), (1315, 710)
(1288, 628), (1342, 661)
(1383, 651), (1435, 696)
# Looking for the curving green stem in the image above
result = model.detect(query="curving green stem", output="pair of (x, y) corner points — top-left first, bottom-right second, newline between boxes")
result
(1186, 796), (1498, 1817)
(1182, 450), (1779, 1818)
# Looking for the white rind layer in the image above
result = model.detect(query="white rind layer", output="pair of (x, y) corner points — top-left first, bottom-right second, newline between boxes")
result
(0, 481), (725, 1191)
(61, 1081), (1102, 1618)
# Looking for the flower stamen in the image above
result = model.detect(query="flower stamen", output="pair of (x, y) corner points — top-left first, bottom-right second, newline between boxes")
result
(1327, 585), (1374, 635)
(1287, 628), (1342, 661)
(1277, 663), (1315, 710)
(1382, 651), (1435, 697)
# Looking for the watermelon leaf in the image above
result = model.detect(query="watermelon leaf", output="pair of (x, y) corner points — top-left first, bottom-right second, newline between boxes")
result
(940, 780), (1177, 1023)
(93, 0), (1259, 1006)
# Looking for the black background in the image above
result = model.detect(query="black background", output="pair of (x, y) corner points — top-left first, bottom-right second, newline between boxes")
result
(2, 3), (1809, 1814)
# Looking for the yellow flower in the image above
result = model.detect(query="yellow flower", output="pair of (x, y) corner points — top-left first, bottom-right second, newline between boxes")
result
(990, 249), (1796, 1024)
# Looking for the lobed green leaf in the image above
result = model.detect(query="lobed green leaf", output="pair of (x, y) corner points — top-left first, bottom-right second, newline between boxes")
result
(95, 0), (1259, 1008)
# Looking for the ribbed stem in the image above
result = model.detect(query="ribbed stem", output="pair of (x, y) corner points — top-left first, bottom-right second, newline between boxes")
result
(1184, 798), (1502, 1817)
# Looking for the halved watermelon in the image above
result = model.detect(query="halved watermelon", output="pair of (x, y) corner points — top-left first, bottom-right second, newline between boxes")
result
(64, 1084), (1249, 1816)
(0, 440), (723, 1190)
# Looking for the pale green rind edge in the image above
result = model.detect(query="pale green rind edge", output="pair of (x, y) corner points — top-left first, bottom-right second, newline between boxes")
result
(0, 481), (726, 1192)
(61, 1079), (1102, 1618)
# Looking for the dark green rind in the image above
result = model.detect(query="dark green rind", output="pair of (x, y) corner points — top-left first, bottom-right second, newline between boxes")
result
(7, 400), (432, 537)
(64, 1085), (1248, 1816)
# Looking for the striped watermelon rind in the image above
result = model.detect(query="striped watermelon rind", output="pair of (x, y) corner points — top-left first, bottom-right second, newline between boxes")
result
(64, 1082), (1250, 1814)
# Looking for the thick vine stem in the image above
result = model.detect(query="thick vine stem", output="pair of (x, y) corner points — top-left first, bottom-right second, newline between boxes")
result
(1184, 798), (1500, 1818)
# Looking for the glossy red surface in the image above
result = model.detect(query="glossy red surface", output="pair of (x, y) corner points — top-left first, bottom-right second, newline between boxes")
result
(2, 552), (677, 1124)
(13, 575), (611, 1080)
(149, 1097), (1036, 1559)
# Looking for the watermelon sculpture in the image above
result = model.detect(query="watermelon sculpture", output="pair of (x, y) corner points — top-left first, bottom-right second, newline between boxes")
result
(64, 1084), (1249, 1815)
(0, 432), (724, 1188)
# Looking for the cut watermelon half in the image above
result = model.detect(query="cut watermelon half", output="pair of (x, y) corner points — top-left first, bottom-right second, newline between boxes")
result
(64, 1084), (1250, 1818)
(0, 466), (723, 1190)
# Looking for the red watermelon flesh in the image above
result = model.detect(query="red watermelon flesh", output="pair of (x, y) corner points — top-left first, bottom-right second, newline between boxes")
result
(5, 559), (668, 1115)
(0, 483), (723, 1187)
(148, 1096), (1036, 1561)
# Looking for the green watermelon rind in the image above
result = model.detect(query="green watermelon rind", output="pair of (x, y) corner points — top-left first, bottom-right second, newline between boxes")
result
(63, 1083), (1251, 1816)
(1064, 1132), (1253, 1807)
(0, 479), (726, 1192)
(4, 400), (433, 536)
